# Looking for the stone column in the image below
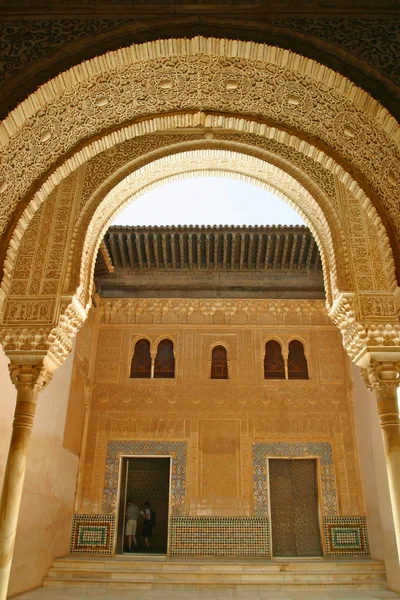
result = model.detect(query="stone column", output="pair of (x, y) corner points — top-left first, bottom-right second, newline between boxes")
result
(0, 363), (52, 600)
(363, 360), (400, 556)
(73, 379), (91, 512)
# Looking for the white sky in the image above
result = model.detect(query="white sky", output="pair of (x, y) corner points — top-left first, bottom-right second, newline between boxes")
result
(112, 176), (305, 227)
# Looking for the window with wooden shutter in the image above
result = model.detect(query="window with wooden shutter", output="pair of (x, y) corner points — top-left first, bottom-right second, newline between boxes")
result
(130, 339), (151, 378)
(211, 345), (228, 379)
(288, 340), (309, 379)
(264, 340), (285, 379)
(154, 339), (175, 378)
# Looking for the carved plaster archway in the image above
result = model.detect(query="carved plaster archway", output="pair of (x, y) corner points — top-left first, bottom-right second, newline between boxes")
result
(78, 150), (341, 306)
(0, 38), (397, 371)
(0, 37), (400, 600)
(0, 37), (399, 273)
(0, 36), (397, 384)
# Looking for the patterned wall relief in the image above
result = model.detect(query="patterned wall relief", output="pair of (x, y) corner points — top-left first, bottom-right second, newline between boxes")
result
(252, 442), (339, 517)
(72, 302), (365, 519)
(1, 38), (398, 267)
(198, 420), (241, 512)
(1, 13), (398, 89)
(170, 516), (270, 557)
(70, 514), (115, 555)
(324, 516), (369, 557)
(102, 440), (187, 515)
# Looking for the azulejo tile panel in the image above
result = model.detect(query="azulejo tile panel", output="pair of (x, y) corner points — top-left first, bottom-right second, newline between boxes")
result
(252, 442), (339, 517)
(102, 440), (187, 515)
(324, 516), (369, 556)
(170, 516), (270, 556)
(70, 514), (114, 554)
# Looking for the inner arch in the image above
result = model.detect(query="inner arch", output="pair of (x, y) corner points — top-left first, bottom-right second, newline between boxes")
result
(77, 149), (340, 309)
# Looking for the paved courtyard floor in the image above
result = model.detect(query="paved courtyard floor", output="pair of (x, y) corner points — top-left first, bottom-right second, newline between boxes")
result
(12, 588), (400, 600)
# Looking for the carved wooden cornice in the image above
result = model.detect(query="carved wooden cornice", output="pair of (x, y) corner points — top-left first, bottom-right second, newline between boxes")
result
(102, 225), (320, 273)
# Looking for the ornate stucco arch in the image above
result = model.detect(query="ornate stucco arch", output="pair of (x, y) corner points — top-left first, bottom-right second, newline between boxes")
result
(0, 37), (399, 270)
(78, 150), (341, 307)
(0, 37), (397, 373)
(0, 36), (400, 599)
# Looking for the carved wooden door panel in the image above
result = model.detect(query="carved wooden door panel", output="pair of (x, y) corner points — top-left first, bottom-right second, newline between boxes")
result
(269, 458), (323, 557)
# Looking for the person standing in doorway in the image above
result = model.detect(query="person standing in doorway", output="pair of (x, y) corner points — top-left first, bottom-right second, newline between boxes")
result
(140, 501), (153, 550)
(125, 500), (139, 552)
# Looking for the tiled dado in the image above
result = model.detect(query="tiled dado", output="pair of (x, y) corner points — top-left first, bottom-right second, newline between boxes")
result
(70, 514), (114, 554)
(169, 516), (270, 556)
(324, 516), (370, 556)
(69, 514), (369, 557)
(102, 440), (187, 515)
(252, 441), (339, 517)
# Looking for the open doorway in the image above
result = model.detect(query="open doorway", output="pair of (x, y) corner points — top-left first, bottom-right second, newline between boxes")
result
(116, 456), (171, 554)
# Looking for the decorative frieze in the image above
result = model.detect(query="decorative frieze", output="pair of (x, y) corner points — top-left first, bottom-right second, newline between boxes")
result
(98, 298), (331, 326)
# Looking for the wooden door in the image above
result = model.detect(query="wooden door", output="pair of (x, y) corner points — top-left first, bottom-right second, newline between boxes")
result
(269, 458), (323, 557)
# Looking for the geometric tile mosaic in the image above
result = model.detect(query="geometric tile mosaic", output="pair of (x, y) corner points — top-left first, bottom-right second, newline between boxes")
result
(102, 440), (187, 515)
(70, 514), (115, 554)
(170, 516), (270, 556)
(324, 516), (369, 556)
(252, 442), (339, 517)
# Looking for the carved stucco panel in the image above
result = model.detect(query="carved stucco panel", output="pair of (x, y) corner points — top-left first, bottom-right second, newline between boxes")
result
(0, 37), (398, 264)
(76, 303), (364, 516)
(78, 151), (340, 308)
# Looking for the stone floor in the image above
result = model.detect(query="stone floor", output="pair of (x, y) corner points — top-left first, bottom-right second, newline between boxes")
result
(12, 588), (400, 600)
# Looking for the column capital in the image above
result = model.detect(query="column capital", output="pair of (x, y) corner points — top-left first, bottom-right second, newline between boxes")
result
(328, 292), (400, 366)
(361, 360), (400, 399)
(8, 363), (53, 394)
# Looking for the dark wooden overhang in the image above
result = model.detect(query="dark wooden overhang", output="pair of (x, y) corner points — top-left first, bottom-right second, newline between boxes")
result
(95, 225), (325, 299)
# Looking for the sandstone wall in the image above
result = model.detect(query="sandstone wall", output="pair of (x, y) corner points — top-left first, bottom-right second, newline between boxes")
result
(0, 345), (77, 596)
(77, 298), (364, 519)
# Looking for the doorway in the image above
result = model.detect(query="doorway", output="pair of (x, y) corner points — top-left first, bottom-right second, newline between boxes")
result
(269, 458), (323, 557)
(116, 456), (171, 554)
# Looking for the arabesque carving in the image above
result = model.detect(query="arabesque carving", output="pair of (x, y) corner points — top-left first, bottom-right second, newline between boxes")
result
(0, 37), (398, 266)
(78, 150), (340, 307)
(75, 297), (363, 517)
(329, 294), (400, 364)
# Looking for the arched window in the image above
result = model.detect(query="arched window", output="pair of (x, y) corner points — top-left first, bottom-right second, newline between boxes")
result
(154, 339), (175, 378)
(288, 340), (309, 379)
(130, 339), (151, 378)
(264, 340), (285, 379)
(211, 345), (228, 379)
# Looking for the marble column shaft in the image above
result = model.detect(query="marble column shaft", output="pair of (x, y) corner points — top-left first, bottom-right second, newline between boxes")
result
(365, 361), (400, 558)
(0, 364), (51, 600)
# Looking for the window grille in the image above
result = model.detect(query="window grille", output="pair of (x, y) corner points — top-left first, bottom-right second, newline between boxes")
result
(288, 340), (309, 379)
(211, 345), (228, 379)
(264, 340), (285, 379)
(130, 339), (151, 378)
(154, 339), (175, 378)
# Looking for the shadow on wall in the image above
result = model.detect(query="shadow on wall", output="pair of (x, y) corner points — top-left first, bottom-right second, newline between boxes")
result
(0, 344), (79, 597)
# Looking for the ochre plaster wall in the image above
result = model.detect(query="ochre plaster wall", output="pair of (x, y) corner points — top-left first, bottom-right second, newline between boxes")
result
(0, 345), (79, 597)
(77, 298), (365, 520)
(352, 362), (400, 592)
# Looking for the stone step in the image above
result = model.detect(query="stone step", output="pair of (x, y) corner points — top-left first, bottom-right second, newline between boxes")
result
(43, 578), (387, 591)
(46, 568), (386, 583)
(50, 557), (386, 573)
(44, 557), (387, 591)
